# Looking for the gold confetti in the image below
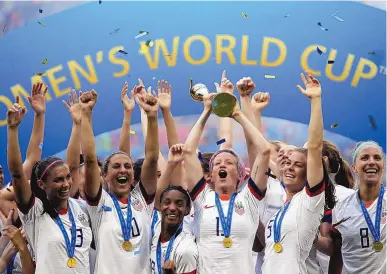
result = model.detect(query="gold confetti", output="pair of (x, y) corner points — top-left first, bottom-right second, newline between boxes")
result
(145, 40), (154, 47)
(38, 21), (46, 27)
(130, 130), (135, 135)
(242, 12), (248, 18)
(330, 123), (339, 128)
(42, 58), (48, 64)
(165, 53), (174, 57)
(264, 75), (276, 79)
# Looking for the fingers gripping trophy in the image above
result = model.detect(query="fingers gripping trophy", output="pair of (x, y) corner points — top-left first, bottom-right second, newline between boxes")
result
(189, 70), (238, 117)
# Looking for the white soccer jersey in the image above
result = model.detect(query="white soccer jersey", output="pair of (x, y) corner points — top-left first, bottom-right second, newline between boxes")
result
(305, 246), (323, 274)
(190, 177), (265, 274)
(151, 207), (195, 237)
(87, 183), (154, 274)
(332, 190), (387, 274)
(255, 178), (286, 274)
(262, 181), (325, 274)
(317, 184), (355, 274)
(18, 197), (92, 274)
(150, 221), (198, 274)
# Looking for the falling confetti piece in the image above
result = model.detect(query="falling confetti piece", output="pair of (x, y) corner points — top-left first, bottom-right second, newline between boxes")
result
(0, 24), (6, 37)
(316, 46), (323, 55)
(198, 151), (206, 164)
(39, 142), (43, 149)
(35, 72), (46, 76)
(284, 14), (291, 18)
(265, 168), (277, 179)
(130, 130), (135, 135)
(38, 21), (46, 27)
(330, 122), (339, 128)
(165, 53), (174, 57)
(152, 77), (156, 80)
(331, 10), (339, 17)
(216, 138), (226, 145)
(368, 52), (376, 55)
(328, 60), (335, 64)
(99, 0), (102, 3)
(110, 28), (120, 35)
(369, 115), (377, 129)
(145, 40), (154, 47)
(39, 9), (43, 13)
(6, 188), (11, 192)
(264, 75), (276, 79)
(333, 216), (351, 228)
(333, 15), (344, 22)
(242, 12), (248, 18)
(42, 58), (48, 64)
(117, 49), (128, 55)
(317, 22), (328, 31)
(134, 31), (149, 39)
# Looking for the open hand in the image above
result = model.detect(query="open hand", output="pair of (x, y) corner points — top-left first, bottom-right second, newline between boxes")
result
(7, 97), (27, 128)
(63, 89), (82, 124)
(296, 70), (321, 99)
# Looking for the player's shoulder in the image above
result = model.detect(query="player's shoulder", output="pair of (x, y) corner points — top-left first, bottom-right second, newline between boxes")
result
(335, 185), (356, 202)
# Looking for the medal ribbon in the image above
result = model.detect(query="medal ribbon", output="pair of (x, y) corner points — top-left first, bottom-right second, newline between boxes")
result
(55, 202), (76, 260)
(156, 223), (183, 274)
(151, 210), (159, 237)
(215, 192), (238, 239)
(273, 200), (291, 243)
(358, 184), (384, 243)
(6, 253), (17, 274)
(109, 194), (133, 242)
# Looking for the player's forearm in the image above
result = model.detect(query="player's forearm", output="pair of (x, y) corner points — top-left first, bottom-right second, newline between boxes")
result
(162, 109), (179, 148)
(315, 235), (333, 256)
(24, 113), (45, 172)
(118, 110), (132, 154)
(19, 248), (35, 274)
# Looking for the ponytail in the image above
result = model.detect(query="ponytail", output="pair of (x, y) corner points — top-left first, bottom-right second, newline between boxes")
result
(334, 158), (355, 189)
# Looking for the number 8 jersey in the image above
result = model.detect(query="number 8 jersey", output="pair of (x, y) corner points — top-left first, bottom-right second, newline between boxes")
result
(332, 191), (387, 274)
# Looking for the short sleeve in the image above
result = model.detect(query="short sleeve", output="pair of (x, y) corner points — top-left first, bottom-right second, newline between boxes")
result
(240, 178), (267, 224)
(301, 180), (326, 213)
(174, 237), (198, 274)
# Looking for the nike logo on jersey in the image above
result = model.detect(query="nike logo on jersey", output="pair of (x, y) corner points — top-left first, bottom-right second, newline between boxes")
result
(204, 205), (215, 209)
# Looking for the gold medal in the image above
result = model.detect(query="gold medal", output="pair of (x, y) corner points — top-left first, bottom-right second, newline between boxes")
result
(67, 258), (77, 268)
(373, 241), (384, 252)
(273, 243), (283, 253)
(122, 241), (132, 251)
(223, 237), (232, 248)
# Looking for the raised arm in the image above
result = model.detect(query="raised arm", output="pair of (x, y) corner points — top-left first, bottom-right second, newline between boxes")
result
(232, 97), (271, 192)
(118, 81), (135, 154)
(7, 97), (31, 206)
(135, 88), (160, 195)
(297, 71), (324, 187)
(215, 71), (234, 150)
(155, 144), (185, 209)
(63, 90), (83, 198)
(183, 93), (215, 192)
(79, 90), (101, 199)
(23, 83), (47, 180)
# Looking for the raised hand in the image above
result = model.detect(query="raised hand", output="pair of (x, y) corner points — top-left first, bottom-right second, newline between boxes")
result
(251, 92), (270, 112)
(157, 80), (172, 110)
(236, 77), (256, 97)
(0, 208), (14, 227)
(203, 93), (216, 111)
(230, 94), (242, 118)
(2, 225), (27, 252)
(168, 143), (184, 164)
(62, 89), (82, 124)
(28, 82), (47, 115)
(214, 70), (234, 93)
(135, 89), (159, 117)
(121, 82), (135, 112)
(79, 90), (98, 112)
(7, 97), (27, 128)
(134, 78), (147, 96)
(296, 70), (322, 99)
(162, 260), (177, 274)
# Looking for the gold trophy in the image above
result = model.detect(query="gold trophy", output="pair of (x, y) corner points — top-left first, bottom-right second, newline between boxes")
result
(189, 78), (236, 117)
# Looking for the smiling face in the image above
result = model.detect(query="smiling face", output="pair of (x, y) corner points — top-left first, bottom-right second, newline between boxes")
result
(160, 190), (189, 227)
(353, 146), (385, 186)
(276, 145), (297, 180)
(104, 154), (134, 198)
(38, 164), (72, 202)
(282, 151), (307, 193)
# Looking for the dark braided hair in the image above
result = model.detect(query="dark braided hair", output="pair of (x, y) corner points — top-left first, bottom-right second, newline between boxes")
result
(30, 156), (66, 219)
(133, 158), (145, 183)
(294, 148), (336, 210)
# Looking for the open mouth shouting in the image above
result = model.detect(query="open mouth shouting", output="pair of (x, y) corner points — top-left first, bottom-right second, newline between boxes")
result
(116, 176), (129, 185)
(219, 170), (228, 179)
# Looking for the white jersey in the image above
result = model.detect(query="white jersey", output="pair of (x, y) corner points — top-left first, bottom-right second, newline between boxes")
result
(262, 181), (325, 274)
(317, 184), (355, 274)
(151, 207), (195, 238)
(18, 197), (92, 274)
(191, 177), (265, 274)
(255, 178), (286, 274)
(332, 190), (387, 274)
(150, 221), (198, 274)
(305, 246), (323, 274)
(87, 183), (154, 274)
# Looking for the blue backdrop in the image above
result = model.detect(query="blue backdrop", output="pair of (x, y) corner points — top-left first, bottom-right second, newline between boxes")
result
(0, 1), (385, 184)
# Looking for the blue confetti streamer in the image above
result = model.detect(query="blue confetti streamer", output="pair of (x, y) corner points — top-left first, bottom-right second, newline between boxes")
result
(316, 47), (323, 55)
(216, 138), (226, 145)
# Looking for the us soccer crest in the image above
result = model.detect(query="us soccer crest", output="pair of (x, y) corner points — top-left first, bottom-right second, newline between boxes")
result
(132, 198), (143, 212)
(234, 201), (245, 215)
(77, 213), (89, 226)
